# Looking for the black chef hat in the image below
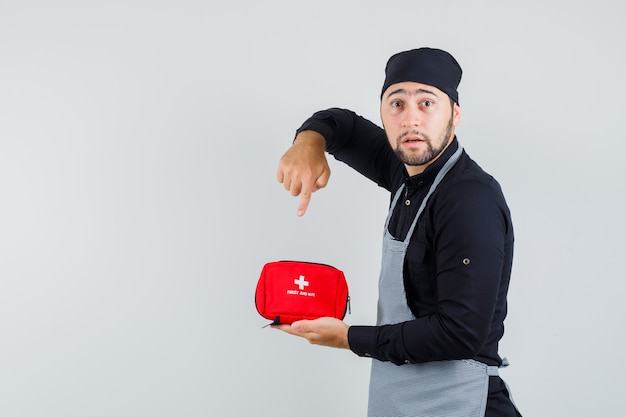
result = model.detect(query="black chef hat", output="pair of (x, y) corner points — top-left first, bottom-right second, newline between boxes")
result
(381, 47), (462, 104)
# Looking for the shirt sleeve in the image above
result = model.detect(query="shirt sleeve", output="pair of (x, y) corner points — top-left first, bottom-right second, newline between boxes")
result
(348, 178), (512, 365)
(296, 108), (403, 191)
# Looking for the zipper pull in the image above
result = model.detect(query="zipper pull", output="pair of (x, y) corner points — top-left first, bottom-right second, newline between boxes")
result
(262, 316), (281, 328)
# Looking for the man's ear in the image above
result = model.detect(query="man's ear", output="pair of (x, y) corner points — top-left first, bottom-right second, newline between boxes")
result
(453, 103), (461, 127)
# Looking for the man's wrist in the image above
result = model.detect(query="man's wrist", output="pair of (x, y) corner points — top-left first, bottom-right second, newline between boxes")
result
(293, 129), (326, 150)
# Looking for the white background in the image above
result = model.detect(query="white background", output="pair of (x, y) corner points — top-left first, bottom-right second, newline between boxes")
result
(1, 1), (624, 416)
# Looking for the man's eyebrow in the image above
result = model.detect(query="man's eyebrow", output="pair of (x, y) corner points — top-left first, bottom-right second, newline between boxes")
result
(386, 88), (439, 99)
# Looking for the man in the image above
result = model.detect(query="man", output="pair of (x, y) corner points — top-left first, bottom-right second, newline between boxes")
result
(275, 47), (521, 417)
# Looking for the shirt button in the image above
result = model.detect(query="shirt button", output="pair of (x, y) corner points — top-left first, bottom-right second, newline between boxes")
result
(405, 199), (411, 206)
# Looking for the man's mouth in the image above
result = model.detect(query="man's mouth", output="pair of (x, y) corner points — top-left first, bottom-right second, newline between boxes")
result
(402, 134), (426, 145)
(400, 131), (426, 144)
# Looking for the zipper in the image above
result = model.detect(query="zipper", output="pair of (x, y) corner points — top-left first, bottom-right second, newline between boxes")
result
(277, 260), (339, 270)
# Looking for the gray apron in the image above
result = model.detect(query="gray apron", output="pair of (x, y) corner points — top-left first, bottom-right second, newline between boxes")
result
(368, 145), (500, 417)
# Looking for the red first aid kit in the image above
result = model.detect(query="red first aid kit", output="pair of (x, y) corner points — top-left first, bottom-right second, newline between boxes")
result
(255, 260), (350, 325)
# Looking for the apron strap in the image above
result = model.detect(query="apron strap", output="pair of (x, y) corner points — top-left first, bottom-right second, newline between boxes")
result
(487, 356), (511, 376)
(404, 144), (464, 243)
(384, 183), (406, 231)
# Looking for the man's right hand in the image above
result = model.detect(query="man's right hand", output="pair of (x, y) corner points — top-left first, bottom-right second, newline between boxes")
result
(276, 130), (330, 217)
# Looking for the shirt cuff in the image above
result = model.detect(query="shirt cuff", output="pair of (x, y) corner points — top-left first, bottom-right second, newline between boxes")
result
(295, 119), (335, 147)
(347, 325), (378, 358)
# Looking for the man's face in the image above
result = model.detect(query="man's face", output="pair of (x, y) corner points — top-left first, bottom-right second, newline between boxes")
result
(380, 81), (460, 176)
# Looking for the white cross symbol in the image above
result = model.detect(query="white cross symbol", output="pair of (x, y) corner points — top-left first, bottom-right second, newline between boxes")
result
(294, 275), (309, 291)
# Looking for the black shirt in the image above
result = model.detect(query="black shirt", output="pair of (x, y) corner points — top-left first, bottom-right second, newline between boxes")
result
(297, 108), (520, 416)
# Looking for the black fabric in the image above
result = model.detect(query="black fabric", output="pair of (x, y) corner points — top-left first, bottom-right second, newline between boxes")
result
(487, 376), (523, 416)
(297, 107), (520, 416)
(381, 47), (462, 104)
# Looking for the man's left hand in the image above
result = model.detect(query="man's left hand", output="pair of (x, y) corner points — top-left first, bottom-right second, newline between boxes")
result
(273, 317), (350, 350)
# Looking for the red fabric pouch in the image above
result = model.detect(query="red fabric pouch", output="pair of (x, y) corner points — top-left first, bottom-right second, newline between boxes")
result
(255, 260), (350, 325)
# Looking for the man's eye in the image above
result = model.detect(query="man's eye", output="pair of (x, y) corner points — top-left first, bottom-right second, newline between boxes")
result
(391, 101), (402, 108)
(422, 100), (434, 107)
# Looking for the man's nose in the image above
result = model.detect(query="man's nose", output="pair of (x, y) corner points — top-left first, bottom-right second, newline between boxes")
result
(401, 106), (421, 128)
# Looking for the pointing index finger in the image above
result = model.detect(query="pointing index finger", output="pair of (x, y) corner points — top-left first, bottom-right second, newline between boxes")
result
(297, 188), (312, 217)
